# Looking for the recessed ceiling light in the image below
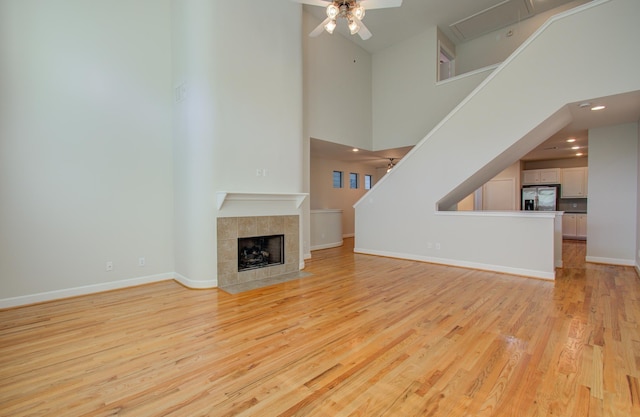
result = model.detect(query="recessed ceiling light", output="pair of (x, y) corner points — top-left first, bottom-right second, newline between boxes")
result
(591, 105), (606, 111)
(567, 138), (576, 143)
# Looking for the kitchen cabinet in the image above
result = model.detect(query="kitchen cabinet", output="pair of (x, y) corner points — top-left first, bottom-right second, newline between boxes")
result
(576, 213), (587, 239)
(561, 167), (588, 198)
(562, 213), (587, 240)
(522, 168), (560, 185)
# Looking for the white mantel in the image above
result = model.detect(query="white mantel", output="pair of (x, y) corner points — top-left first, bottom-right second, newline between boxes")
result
(216, 192), (308, 217)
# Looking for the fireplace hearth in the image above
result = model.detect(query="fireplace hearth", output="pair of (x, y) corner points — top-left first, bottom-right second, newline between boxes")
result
(238, 235), (284, 272)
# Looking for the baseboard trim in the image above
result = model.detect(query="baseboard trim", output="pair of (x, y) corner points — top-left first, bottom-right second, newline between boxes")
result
(586, 256), (635, 266)
(173, 273), (217, 289)
(0, 273), (175, 309)
(353, 248), (555, 281)
(310, 240), (343, 251)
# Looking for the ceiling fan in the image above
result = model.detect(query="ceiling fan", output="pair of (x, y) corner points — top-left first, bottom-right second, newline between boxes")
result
(293, 0), (403, 40)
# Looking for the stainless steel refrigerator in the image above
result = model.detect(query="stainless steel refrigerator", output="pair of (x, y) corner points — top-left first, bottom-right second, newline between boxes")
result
(522, 185), (559, 211)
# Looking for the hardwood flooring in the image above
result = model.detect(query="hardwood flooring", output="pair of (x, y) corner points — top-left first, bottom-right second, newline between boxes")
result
(1, 239), (640, 416)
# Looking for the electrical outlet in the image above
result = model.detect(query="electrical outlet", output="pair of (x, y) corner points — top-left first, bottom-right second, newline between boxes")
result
(138, 257), (145, 267)
(106, 261), (113, 272)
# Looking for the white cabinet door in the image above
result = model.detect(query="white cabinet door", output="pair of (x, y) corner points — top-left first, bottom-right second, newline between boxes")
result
(522, 170), (540, 185)
(523, 168), (560, 185)
(577, 214), (587, 239)
(540, 168), (560, 184)
(562, 214), (577, 238)
(562, 167), (588, 198)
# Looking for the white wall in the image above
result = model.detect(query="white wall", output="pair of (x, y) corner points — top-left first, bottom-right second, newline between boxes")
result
(372, 27), (494, 150)
(173, 1), (304, 287)
(456, 1), (590, 74)
(0, 0), (305, 306)
(303, 11), (372, 151)
(637, 121), (640, 270)
(303, 10), (373, 257)
(587, 122), (638, 265)
(0, 0), (174, 304)
(310, 157), (376, 236)
(356, 0), (640, 279)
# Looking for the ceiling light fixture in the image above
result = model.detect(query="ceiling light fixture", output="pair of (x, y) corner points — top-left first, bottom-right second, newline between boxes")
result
(324, 18), (337, 33)
(386, 158), (396, 173)
(348, 18), (360, 35)
(295, 0), (403, 41)
(326, 3), (340, 19)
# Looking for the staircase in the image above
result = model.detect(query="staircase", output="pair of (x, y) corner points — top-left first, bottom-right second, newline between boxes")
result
(354, 0), (640, 279)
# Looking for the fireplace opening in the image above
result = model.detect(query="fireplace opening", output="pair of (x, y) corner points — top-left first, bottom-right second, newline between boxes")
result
(238, 234), (284, 272)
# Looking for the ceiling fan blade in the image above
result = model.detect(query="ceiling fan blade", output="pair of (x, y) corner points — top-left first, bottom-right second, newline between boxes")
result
(309, 17), (331, 37)
(356, 19), (372, 40)
(291, 0), (331, 6)
(360, 0), (402, 9)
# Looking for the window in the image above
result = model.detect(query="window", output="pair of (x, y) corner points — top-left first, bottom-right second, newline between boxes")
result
(349, 173), (359, 189)
(364, 174), (373, 190)
(332, 171), (343, 188)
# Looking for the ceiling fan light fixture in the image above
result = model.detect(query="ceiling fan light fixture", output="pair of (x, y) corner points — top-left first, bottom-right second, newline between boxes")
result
(326, 3), (340, 19)
(324, 19), (337, 34)
(386, 158), (396, 172)
(348, 19), (360, 35)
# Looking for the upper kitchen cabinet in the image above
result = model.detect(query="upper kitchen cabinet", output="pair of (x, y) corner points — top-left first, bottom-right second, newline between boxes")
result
(522, 168), (561, 185)
(561, 167), (588, 198)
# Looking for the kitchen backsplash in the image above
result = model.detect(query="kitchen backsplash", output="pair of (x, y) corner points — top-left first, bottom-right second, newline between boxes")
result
(558, 198), (587, 213)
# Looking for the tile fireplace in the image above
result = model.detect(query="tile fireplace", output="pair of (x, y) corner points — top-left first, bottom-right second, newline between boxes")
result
(217, 215), (299, 287)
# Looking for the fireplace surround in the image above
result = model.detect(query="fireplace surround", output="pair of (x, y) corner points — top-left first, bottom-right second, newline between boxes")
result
(217, 215), (299, 287)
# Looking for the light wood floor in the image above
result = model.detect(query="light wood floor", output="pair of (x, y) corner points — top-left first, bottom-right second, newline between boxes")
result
(2, 239), (640, 416)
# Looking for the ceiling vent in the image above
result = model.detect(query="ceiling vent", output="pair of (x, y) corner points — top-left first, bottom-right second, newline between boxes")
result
(450, 0), (534, 41)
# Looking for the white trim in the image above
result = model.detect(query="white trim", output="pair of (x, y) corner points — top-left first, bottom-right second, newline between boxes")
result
(436, 210), (559, 218)
(436, 63), (499, 86)
(216, 192), (308, 210)
(586, 256), (635, 266)
(311, 240), (344, 251)
(173, 273), (217, 289)
(353, 248), (555, 281)
(0, 273), (175, 309)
